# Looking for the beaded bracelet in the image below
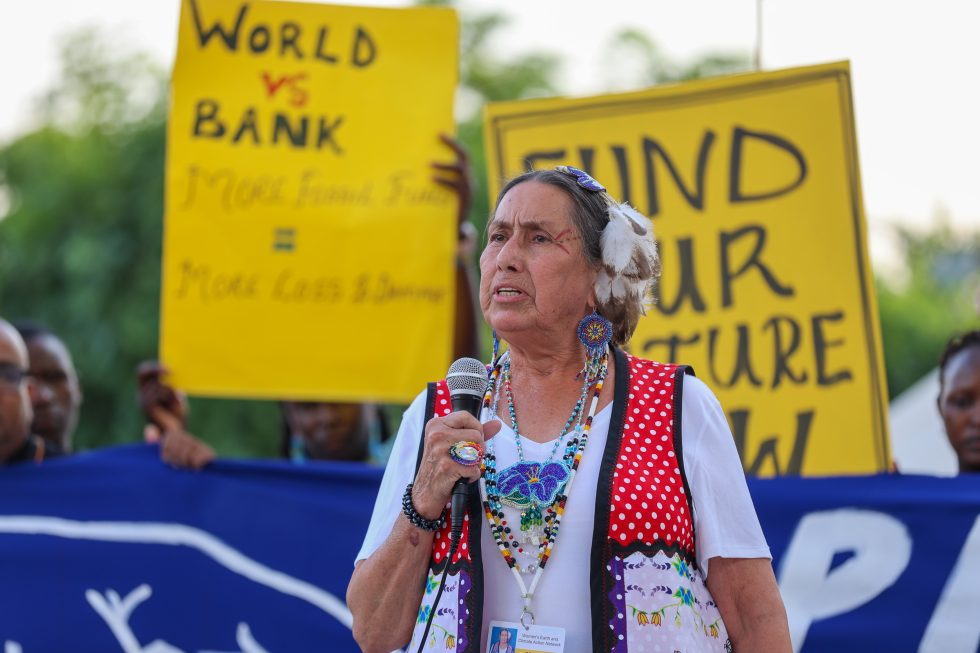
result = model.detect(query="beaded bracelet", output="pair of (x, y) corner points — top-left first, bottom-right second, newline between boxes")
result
(402, 483), (446, 532)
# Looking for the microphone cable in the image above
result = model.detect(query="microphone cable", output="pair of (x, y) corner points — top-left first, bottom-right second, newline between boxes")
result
(416, 512), (464, 652)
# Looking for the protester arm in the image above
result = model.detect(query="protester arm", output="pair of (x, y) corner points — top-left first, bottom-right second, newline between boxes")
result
(706, 557), (792, 652)
(136, 361), (188, 428)
(347, 517), (436, 652)
(348, 392), (499, 652)
(453, 245), (480, 360)
(432, 133), (480, 360)
(137, 361), (214, 470)
(147, 423), (216, 471)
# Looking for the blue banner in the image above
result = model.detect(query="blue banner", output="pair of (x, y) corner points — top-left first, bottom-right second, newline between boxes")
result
(0, 446), (378, 653)
(0, 445), (978, 652)
(752, 473), (980, 653)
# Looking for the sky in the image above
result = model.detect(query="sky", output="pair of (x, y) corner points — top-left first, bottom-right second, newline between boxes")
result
(1, 0), (978, 264)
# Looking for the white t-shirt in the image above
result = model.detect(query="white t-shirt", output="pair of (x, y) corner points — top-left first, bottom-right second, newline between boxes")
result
(355, 373), (770, 651)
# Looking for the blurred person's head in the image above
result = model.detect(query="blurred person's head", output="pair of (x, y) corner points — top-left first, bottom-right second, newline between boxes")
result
(0, 319), (34, 463)
(279, 401), (389, 463)
(938, 329), (980, 473)
(13, 322), (81, 454)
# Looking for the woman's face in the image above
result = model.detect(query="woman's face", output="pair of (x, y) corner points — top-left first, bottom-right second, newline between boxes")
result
(939, 346), (980, 472)
(479, 181), (597, 343)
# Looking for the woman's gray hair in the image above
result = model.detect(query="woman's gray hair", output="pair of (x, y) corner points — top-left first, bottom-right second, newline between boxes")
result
(493, 169), (660, 346)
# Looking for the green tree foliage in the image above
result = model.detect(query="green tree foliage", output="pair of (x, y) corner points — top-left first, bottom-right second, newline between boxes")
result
(0, 29), (280, 456)
(876, 219), (980, 398)
(454, 9), (562, 238)
(601, 29), (752, 88)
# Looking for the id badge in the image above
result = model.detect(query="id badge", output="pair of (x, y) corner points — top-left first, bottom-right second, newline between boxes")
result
(486, 620), (565, 653)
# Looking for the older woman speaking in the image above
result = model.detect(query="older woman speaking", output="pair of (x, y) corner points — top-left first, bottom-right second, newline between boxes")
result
(348, 168), (791, 653)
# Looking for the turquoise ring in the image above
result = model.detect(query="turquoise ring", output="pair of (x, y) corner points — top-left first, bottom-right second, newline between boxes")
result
(449, 441), (483, 467)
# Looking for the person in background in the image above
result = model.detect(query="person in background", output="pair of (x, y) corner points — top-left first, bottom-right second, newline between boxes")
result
(140, 134), (480, 470)
(137, 379), (394, 468)
(0, 317), (59, 465)
(279, 401), (391, 463)
(12, 322), (82, 456)
(937, 328), (980, 473)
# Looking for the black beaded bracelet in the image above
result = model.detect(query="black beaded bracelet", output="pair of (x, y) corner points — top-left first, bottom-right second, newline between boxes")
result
(402, 483), (446, 532)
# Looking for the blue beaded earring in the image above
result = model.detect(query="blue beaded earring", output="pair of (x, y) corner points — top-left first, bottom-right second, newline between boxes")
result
(576, 310), (613, 359)
(491, 329), (501, 366)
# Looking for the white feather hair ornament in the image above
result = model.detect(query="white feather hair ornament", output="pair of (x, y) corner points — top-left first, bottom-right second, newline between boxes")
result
(610, 275), (630, 300)
(595, 269), (615, 304)
(618, 203), (653, 236)
(596, 201), (659, 307)
(600, 204), (638, 274)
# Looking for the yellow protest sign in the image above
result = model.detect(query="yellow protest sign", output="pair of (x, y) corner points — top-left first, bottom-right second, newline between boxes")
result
(162, 0), (459, 402)
(484, 62), (890, 476)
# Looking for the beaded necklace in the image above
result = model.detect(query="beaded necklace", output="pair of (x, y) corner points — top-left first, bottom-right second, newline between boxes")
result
(479, 350), (608, 627)
(497, 358), (592, 533)
(502, 357), (589, 466)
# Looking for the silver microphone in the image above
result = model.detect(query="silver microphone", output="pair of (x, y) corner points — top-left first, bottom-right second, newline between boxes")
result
(446, 357), (489, 416)
(445, 357), (489, 540)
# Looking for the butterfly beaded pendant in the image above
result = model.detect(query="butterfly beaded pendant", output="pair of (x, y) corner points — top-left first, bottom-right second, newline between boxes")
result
(496, 460), (570, 512)
(496, 459), (570, 540)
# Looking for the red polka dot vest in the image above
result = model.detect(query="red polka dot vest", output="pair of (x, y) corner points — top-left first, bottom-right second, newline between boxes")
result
(408, 348), (713, 653)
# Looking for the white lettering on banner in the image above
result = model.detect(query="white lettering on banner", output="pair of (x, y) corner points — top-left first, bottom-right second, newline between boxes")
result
(919, 515), (980, 653)
(85, 584), (270, 653)
(777, 509), (912, 652)
(85, 585), (166, 653)
(0, 515), (354, 652)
